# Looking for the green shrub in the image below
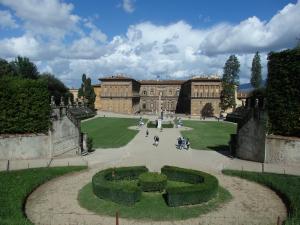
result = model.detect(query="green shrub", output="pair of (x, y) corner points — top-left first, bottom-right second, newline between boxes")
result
(161, 166), (218, 207)
(147, 121), (157, 128)
(267, 48), (300, 137)
(0, 77), (50, 134)
(92, 166), (148, 206)
(87, 136), (93, 152)
(162, 122), (174, 128)
(138, 172), (167, 192)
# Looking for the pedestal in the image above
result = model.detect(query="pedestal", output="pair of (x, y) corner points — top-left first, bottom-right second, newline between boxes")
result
(157, 119), (162, 129)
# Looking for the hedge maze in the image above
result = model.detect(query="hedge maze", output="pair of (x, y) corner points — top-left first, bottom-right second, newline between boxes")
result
(92, 165), (219, 207)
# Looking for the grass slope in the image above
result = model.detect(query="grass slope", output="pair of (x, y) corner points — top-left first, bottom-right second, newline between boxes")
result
(81, 117), (145, 148)
(78, 181), (232, 221)
(0, 166), (86, 225)
(223, 170), (300, 225)
(181, 121), (236, 151)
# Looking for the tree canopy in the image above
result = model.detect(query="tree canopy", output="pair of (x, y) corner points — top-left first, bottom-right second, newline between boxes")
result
(220, 55), (240, 111)
(251, 51), (262, 89)
(78, 74), (96, 110)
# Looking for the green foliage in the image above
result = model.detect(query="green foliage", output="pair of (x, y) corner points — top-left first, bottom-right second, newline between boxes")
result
(81, 117), (142, 148)
(79, 183), (231, 220)
(92, 166), (148, 206)
(87, 136), (93, 152)
(181, 121), (236, 151)
(266, 48), (300, 137)
(147, 121), (157, 128)
(78, 74), (96, 110)
(0, 166), (86, 225)
(10, 56), (39, 79)
(223, 170), (300, 225)
(39, 73), (70, 105)
(0, 58), (15, 77)
(251, 51), (262, 88)
(201, 103), (214, 117)
(138, 172), (167, 192)
(162, 122), (174, 128)
(0, 77), (50, 134)
(162, 166), (219, 207)
(220, 55), (240, 110)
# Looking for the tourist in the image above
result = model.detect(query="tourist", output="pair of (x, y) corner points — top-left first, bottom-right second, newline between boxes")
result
(182, 137), (186, 149)
(178, 137), (182, 150)
(186, 138), (190, 150)
(156, 136), (160, 146)
(154, 136), (158, 146)
(146, 129), (149, 137)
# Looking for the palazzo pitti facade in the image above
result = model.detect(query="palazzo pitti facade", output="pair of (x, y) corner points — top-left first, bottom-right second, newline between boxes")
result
(93, 75), (225, 116)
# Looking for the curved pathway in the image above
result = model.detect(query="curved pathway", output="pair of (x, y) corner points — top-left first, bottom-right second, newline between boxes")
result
(26, 124), (287, 225)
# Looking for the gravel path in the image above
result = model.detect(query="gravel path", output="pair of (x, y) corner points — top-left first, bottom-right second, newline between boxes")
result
(26, 124), (287, 225)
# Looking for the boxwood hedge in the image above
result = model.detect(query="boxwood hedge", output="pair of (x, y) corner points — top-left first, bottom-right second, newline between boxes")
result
(161, 166), (218, 207)
(138, 172), (167, 192)
(92, 166), (148, 206)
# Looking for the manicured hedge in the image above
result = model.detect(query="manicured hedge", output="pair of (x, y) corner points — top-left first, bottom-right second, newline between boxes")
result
(162, 122), (174, 128)
(147, 121), (157, 128)
(0, 77), (50, 134)
(161, 166), (218, 207)
(92, 166), (148, 206)
(267, 48), (300, 137)
(138, 172), (167, 192)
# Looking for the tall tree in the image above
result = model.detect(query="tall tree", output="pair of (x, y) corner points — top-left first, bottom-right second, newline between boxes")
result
(78, 74), (96, 110)
(39, 73), (70, 105)
(10, 56), (39, 79)
(250, 51), (262, 89)
(220, 55), (240, 111)
(0, 58), (15, 77)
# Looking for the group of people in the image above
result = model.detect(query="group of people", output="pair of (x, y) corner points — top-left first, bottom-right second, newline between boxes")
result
(146, 129), (160, 147)
(177, 137), (190, 150)
(145, 129), (190, 150)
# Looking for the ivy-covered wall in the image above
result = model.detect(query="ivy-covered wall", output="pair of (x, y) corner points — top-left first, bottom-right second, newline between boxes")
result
(266, 48), (300, 137)
(0, 77), (50, 134)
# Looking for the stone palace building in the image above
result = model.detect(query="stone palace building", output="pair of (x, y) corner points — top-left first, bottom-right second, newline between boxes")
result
(93, 75), (226, 117)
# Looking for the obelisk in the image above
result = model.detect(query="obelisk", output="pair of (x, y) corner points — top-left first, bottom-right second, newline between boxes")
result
(157, 92), (162, 128)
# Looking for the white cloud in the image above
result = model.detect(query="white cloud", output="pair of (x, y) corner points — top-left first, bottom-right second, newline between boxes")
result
(0, 0), (80, 38)
(0, 10), (18, 28)
(122, 0), (135, 13)
(0, 1), (299, 87)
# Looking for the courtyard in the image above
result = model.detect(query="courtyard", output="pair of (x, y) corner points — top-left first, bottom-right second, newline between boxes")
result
(18, 113), (294, 225)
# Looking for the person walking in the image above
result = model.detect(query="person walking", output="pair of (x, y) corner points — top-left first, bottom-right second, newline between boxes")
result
(178, 137), (182, 150)
(186, 138), (190, 150)
(156, 136), (160, 146)
(146, 129), (149, 137)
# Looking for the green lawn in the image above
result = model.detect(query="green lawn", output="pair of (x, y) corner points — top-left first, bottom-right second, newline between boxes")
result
(0, 166), (86, 225)
(81, 117), (147, 148)
(78, 182), (231, 221)
(181, 121), (236, 151)
(223, 170), (300, 225)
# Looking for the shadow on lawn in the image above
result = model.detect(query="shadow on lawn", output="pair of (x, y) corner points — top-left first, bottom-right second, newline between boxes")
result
(207, 145), (232, 158)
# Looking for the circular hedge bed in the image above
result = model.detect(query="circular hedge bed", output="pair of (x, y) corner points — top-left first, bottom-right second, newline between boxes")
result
(138, 172), (167, 192)
(83, 165), (231, 220)
(92, 165), (219, 207)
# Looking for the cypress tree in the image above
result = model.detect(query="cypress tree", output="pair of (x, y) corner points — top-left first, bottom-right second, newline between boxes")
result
(78, 74), (96, 110)
(220, 55), (240, 111)
(250, 51), (262, 89)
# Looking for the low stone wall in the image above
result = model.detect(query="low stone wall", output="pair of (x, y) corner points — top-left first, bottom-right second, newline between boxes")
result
(265, 135), (300, 165)
(0, 134), (50, 160)
(0, 109), (81, 160)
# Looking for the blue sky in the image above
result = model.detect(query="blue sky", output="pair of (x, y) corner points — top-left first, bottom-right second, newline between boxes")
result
(0, 0), (299, 87)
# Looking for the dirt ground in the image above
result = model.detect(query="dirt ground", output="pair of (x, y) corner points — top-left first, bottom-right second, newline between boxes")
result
(26, 123), (287, 225)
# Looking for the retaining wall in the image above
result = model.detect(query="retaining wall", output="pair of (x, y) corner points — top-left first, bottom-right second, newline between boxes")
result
(265, 135), (300, 165)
